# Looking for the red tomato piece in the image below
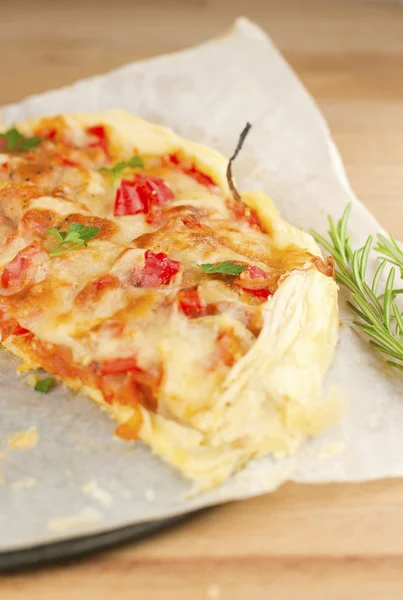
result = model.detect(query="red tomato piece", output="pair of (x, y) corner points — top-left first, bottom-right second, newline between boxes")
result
(246, 265), (268, 279)
(42, 128), (57, 140)
(136, 250), (180, 288)
(237, 265), (273, 300)
(13, 325), (30, 336)
(114, 175), (174, 217)
(95, 274), (117, 291)
(0, 243), (40, 291)
(3, 232), (16, 247)
(60, 157), (80, 167)
(99, 356), (140, 376)
(228, 199), (264, 231)
(1, 255), (29, 289)
(168, 153), (180, 165)
(177, 287), (206, 318)
(186, 165), (215, 187)
(34, 127), (57, 140)
(244, 288), (272, 300)
(114, 180), (146, 216)
(167, 153), (215, 187)
(87, 125), (109, 155)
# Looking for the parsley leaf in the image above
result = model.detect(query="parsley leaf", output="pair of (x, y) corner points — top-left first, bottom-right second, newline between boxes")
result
(200, 262), (247, 276)
(100, 156), (144, 185)
(47, 223), (100, 257)
(47, 228), (66, 242)
(0, 127), (43, 152)
(35, 377), (55, 393)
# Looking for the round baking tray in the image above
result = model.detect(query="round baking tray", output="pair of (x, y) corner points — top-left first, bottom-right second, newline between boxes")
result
(0, 512), (198, 573)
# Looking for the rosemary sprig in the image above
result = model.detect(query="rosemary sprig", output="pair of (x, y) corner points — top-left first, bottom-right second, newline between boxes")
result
(226, 122), (252, 202)
(311, 203), (403, 372)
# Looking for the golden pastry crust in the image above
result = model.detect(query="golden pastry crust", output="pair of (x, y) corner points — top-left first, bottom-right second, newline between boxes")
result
(0, 110), (340, 489)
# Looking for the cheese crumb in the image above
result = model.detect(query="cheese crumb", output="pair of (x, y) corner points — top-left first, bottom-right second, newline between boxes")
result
(48, 507), (103, 532)
(206, 584), (221, 599)
(82, 480), (113, 507)
(8, 427), (38, 451)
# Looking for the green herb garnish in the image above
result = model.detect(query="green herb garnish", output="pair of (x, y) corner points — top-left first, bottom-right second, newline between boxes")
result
(200, 262), (247, 276)
(0, 127), (43, 152)
(34, 377), (55, 393)
(100, 156), (144, 185)
(312, 203), (403, 372)
(47, 223), (100, 257)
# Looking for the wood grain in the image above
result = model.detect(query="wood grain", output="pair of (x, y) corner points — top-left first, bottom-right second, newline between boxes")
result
(2, 0), (403, 597)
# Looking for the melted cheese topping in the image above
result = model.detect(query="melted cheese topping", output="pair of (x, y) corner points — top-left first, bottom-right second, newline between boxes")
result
(0, 110), (340, 489)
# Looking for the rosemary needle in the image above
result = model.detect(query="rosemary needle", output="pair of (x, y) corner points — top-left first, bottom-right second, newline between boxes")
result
(311, 203), (403, 372)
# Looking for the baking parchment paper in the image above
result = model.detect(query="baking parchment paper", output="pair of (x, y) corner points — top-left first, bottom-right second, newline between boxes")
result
(1, 18), (403, 552)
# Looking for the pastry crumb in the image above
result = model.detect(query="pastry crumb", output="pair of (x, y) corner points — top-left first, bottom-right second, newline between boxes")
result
(11, 477), (37, 490)
(8, 427), (38, 451)
(48, 507), (103, 532)
(206, 584), (221, 599)
(319, 441), (345, 460)
(82, 480), (112, 507)
(17, 359), (39, 374)
(145, 488), (156, 502)
(26, 373), (39, 387)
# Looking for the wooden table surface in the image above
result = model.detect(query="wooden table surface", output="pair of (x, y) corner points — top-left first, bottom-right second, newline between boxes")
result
(2, 0), (403, 597)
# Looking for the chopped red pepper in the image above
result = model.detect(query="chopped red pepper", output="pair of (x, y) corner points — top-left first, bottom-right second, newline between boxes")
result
(87, 125), (109, 155)
(114, 175), (174, 217)
(132, 250), (180, 288)
(177, 287), (206, 318)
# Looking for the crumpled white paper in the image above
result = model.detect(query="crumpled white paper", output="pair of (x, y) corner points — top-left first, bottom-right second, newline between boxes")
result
(1, 18), (403, 552)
